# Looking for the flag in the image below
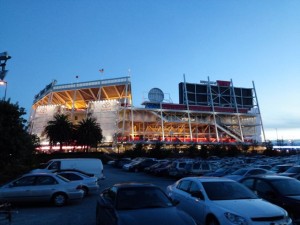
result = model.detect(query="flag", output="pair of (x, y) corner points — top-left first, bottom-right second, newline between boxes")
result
(99, 69), (104, 73)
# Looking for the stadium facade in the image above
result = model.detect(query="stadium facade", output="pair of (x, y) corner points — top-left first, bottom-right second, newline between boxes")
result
(29, 76), (265, 152)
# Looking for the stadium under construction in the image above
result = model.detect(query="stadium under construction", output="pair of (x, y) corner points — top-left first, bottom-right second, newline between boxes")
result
(29, 76), (266, 152)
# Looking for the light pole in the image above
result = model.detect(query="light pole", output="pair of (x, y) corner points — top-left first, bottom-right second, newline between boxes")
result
(0, 52), (11, 100)
(0, 80), (7, 100)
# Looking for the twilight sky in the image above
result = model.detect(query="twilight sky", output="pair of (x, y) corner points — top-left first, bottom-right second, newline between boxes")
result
(1, 0), (300, 141)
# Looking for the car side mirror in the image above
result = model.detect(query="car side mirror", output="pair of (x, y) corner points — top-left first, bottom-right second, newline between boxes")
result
(191, 191), (204, 200)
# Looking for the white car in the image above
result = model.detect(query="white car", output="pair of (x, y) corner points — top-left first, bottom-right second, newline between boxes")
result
(56, 171), (99, 196)
(0, 173), (84, 206)
(166, 177), (292, 225)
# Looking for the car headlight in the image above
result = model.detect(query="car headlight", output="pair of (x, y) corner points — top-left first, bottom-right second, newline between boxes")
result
(224, 212), (248, 225)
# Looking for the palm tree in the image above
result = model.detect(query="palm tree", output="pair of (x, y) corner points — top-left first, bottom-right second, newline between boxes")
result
(43, 114), (74, 151)
(75, 117), (103, 152)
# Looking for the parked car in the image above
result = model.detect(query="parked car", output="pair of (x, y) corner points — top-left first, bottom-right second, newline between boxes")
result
(293, 173), (300, 181)
(122, 157), (145, 171)
(95, 182), (197, 225)
(204, 166), (240, 177)
(224, 167), (273, 181)
(270, 164), (294, 174)
(254, 165), (272, 170)
(166, 177), (292, 225)
(56, 171), (99, 196)
(240, 175), (300, 224)
(279, 165), (300, 177)
(188, 161), (215, 176)
(128, 158), (158, 172)
(112, 158), (132, 168)
(0, 173), (84, 206)
(151, 161), (173, 176)
(144, 160), (169, 173)
(168, 161), (192, 178)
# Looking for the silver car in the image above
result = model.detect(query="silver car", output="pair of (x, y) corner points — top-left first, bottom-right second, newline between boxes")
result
(167, 177), (292, 225)
(0, 173), (84, 206)
(56, 171), (99, 196)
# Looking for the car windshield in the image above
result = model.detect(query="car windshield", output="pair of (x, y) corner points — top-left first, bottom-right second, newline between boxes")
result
(231, 168), (248, 175)
(271, 179), (300, 196)
(116, 187), (173, 210)
(202, 181), (258, 200)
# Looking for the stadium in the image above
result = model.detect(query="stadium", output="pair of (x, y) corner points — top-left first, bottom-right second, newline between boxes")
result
(28, 76), (265, 152)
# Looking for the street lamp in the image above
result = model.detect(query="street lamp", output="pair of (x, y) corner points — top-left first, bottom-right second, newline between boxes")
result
(0, 51), (11, 100)
(0, 80), (7, 100)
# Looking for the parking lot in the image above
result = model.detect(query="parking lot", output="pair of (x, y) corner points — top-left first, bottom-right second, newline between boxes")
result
(5, 165), (176, 225)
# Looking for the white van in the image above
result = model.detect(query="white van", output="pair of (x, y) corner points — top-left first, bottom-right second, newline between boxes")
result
(31, 158), (104, 179)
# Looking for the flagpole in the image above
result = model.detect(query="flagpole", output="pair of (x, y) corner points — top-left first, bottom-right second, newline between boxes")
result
(97, 69), (104, 100)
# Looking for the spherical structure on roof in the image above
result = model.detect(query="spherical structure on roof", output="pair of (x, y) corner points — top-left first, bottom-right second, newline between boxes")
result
(148, 88), (164, 103)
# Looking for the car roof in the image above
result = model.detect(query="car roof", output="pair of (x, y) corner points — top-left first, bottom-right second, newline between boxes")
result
(113, 182), (158, 189)
(25, 172), (55, 176)
(241, 174), (296, 180)
(181, 176), (235, 182)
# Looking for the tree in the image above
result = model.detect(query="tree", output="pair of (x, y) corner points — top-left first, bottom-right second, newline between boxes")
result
(43, 113), (74, 151)
(0, 100), (36, 181)
(187, 143), (199, 157)
(75, 117), (103, 152)
(148, 141), (165, 158)
(199, 145), (208, 159)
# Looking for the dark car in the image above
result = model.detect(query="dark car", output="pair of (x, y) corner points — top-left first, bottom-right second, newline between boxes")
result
(95, 183), (197, 225)
(224, 167), (273, 181)
(279, 165), (300, 178)
(240, 175), (300, 224)
(129, 158), (157, 172)
(152, 161), (173, 176)
(144, 160), (168, 173)
(204, 166), (240, 177)
(270, 164), (294, 174)
(112, 158), (132, 169)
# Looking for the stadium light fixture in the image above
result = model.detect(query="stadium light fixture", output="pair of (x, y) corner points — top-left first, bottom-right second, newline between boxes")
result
(0, 80), (7, 100)
(0, 52), (11, 100)
(0, 52), (11, 60)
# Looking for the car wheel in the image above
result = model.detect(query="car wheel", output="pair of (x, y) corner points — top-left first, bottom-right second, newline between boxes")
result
(207, 217), (220, 225)
(52, 193), (67, 206)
